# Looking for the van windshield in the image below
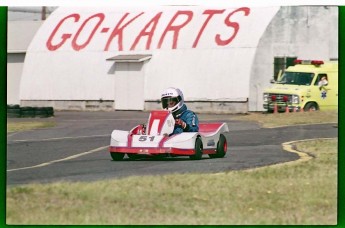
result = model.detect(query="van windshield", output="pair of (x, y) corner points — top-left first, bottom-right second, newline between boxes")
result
(277, 72), (315, 85)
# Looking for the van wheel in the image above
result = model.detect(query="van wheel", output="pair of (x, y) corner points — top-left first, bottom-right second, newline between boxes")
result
(304, 102), (318, 112)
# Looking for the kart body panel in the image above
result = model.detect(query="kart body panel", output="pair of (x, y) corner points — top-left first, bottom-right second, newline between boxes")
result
(109, 110), (229, 159)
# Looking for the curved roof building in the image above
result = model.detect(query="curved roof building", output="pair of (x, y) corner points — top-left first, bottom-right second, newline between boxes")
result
(18, 6), (338, 113)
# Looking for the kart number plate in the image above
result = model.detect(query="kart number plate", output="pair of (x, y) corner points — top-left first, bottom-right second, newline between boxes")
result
(136, 135), (162, 142)
(132, 135), (164, 148)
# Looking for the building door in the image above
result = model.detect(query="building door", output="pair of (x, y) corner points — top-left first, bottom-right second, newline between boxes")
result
(114, 62), (145, 110)
(107, 54), (152, 110)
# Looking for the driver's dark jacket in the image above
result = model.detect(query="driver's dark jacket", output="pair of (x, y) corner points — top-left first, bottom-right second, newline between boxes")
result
(172, 104), (199, 135)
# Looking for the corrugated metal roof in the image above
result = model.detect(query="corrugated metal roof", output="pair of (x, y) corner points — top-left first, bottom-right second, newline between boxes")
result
(8, 7), (57, 21)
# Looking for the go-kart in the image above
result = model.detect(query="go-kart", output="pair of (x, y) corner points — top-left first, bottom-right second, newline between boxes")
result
(109, 110), (229, 160)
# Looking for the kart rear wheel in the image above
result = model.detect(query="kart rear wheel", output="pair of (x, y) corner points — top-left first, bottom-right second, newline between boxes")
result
(110, 152), (125, 161)
(209, 134), (227, 158)
(189, 137), (203, 160)
(127, 153), (140, 160)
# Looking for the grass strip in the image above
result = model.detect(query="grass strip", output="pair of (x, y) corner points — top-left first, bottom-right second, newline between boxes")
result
(7, 122), (56, 133)
(233, 110), (338, 128)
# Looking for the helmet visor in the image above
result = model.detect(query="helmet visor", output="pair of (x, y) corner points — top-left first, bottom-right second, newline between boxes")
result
(161, 96), (180, 109)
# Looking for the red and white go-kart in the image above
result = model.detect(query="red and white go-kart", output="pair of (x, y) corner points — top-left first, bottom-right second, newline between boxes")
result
(109, 110), (229, 160)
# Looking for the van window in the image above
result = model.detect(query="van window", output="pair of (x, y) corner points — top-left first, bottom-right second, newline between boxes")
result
(314, 74), (328, 86)
(276, 72), (314, 85)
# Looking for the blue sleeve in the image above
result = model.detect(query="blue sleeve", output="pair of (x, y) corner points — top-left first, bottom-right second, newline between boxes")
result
(172, 127), (183, 135)
(171, 111), (199, 135)
(184, 112), (199, 132)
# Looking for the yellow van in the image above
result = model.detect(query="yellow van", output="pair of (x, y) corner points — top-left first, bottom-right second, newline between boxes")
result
(263, 59), (338, 112)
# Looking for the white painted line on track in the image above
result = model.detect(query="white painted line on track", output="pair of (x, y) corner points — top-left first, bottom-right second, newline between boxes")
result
(61, 118), (148, 122)
(7, 145), (109, 172)
(8, 134), (110, 143)
(7, 132), (20, 138)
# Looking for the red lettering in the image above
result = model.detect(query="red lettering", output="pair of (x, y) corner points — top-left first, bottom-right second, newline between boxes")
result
(72, 13), (105, 51)
(158, 11), (193, 49)
(130, 12), (162, 50)
(193, 9), (225, 48)
(47, 8), (251, 52)
(215, 7), (250, 46)
(46, 14), (80, 51)
(104, 12), (144, 51)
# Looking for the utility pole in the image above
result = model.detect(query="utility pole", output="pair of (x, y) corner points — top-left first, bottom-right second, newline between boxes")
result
(41, 6), (46, 20)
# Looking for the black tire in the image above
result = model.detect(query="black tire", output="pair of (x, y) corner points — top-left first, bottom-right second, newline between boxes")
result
(110, 152), (125, 161)
(7, 104), (20, 109)
(20, 106), (33, 111)
(7, 108), (21, 118)
(20, 107), (35, 118)
(35, 107), (49, 118)
(127, 153), (140, 160)
(209, 134), (227, 158)
(189, 137), (203, 160)
(45, 107), (54, 116)
(304, 102), (318, 112)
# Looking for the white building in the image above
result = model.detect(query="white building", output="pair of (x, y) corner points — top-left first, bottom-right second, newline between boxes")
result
(7, 7), (55, 105)
(8, 6), (338, 113)
(7, 20), (43, 105)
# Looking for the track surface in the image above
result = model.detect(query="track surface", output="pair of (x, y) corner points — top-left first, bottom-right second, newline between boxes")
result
(7, 111), (337, 185)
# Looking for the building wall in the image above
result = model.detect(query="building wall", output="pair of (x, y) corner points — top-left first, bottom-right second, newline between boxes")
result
(19, 6), (279, 113)
(249, 6), (338, 111)
(7, 53), (25, 104)
(7, 21), (43, 105)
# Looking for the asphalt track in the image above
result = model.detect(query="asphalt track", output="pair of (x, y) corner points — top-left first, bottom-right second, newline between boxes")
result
(7, 111), (337, 186)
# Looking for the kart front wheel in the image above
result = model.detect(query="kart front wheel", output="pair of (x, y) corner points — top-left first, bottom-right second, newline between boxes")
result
(190, 137), (203, 160)
(209, 134), (227, 158)
(110, 152), (125, 161)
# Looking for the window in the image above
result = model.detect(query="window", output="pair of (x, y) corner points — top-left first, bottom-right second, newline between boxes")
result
(277, 72), (315, 85)
(314, 74), (328, 86)
(273, 56), (297, 81)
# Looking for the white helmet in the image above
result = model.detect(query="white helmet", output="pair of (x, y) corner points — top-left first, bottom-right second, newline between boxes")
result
(161, 87), (184, 113)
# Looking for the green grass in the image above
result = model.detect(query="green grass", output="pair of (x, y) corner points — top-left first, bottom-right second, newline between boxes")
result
(232, 110), (338, 128)
(7, 121), (56, 133)
(6, 139), (337, 225)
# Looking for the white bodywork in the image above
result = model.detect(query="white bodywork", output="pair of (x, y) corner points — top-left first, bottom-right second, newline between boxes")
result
(109, 110), (229, 156)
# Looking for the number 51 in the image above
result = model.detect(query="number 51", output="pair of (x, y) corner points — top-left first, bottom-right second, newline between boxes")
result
(138, 136), (155, 141)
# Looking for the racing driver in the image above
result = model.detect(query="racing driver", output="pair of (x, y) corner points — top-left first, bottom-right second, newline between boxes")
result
(161, 87), (199, 135)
